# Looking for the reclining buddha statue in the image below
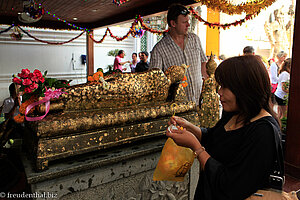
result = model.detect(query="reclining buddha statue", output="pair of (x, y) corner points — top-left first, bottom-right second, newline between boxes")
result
(39, 65), (188, 112)
(24, 65), (199, 171)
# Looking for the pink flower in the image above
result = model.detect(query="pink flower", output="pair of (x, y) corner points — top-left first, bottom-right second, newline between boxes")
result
(29, 82), (38, 90)
(33, 69), (43, 78)
(18, 68), (30, 79)
(12, 77), (22, 84)
(24, 87), (33, 93)
(22, 79), (32, 86)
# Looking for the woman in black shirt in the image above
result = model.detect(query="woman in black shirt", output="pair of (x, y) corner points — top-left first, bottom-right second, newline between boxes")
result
(166, 55), (282, 200)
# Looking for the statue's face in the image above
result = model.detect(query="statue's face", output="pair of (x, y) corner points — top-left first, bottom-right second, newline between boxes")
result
(276, 8), (285, 22)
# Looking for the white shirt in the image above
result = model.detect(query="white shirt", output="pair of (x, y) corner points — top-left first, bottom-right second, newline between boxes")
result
(274, 71), (290, 100)
(270, 62), (279, 84)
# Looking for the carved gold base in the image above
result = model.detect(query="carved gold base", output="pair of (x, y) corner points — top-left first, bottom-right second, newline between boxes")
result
(23, 102), (199, 171)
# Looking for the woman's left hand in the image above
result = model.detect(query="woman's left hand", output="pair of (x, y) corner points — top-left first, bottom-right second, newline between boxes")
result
(166, 127), (201, 151)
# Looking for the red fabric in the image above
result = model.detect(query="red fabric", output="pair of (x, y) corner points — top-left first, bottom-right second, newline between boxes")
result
(271, 83), (278, 93)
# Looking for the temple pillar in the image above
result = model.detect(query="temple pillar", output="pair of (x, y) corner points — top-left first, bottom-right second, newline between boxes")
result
(206, 8), (220, 57)
(285, 0), (300, 179)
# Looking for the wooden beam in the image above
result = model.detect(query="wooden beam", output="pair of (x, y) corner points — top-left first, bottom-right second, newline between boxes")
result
(89, 0), (198, 29)
(86, 30), (94, 78)
(285, 0), (300, 179)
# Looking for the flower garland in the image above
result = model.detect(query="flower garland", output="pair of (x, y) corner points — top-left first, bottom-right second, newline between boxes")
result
(189, 7), (258, 29)
(194, 0), (276, 15)
(136, 16), (169, 35)
(17, 25), (86, 45)
(2, 3), (266, 45)
(0, 25), (14, 34)
(89, 16), (168, 44)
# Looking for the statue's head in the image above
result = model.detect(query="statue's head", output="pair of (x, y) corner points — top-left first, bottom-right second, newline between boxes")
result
(206, 55), (217, 77)
(165, 64), (188, 84)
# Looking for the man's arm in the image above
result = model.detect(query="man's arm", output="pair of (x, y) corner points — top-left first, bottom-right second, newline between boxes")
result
(119, 61), (130, 65)
(201, 61), (208, 79)
(195, 34), (208, 79)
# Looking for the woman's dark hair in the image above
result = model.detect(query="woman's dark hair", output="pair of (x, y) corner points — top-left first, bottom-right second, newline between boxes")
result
(215, 55), (280, 125)
(118, 50), (124, 56)
(132, 53), (137, 57)
(279, 58), (291, 74)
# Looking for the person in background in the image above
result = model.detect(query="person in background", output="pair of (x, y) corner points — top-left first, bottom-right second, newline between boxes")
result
(243, 46), (255, 55)
(138, 52), (142, 61)
(113, 50), (130, 72)
(269, 51), (287, 108)
(0, 83), (23, 142)
(135, 51), (149, 72)
(166, 55), (282, 199)
(130, 53), (138, 73)
(274, 58), (291, 119)
(243, 46), (269, 71)
(149, 3), (207, 107)
(218, 54), (226, 64)
(0, 83), (21, 121)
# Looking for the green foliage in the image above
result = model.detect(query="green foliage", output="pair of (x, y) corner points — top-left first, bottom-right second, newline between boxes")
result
(107, 49), (120, 57)
(281, 117), (287, 134)
(22, 77), (71, 102)
(283, 80), (290, 105)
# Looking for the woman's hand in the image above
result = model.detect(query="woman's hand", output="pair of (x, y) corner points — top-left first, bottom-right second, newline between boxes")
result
(168, 116), (192, 131)
(166, 128), (201, 151)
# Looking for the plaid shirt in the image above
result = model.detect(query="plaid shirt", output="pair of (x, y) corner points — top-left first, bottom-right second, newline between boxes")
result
(149, 32), (207, 105)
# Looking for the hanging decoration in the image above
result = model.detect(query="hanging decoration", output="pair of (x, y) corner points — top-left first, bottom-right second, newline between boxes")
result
(18, 0), (44, 23)
(194, 0), (276, 15)
(10, 26), (23, 41)
(89, 15), (168, 44)
(136, 15), (169, 35)
(43, 9), (90, 32)
(17, 25), (86, 45)
(189, 7), (258, 29)
(0, 25), (14, 34)
(130, 20), (145, 38)
(113, 0), (130, 6)
(2, 2), (267, 45)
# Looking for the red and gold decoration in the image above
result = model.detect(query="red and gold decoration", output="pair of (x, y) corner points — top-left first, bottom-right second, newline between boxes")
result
(130, 20), (145, 38)
(1, 0), (277, 44)
(89, 15), (168, 44)
(189, 7), (258, 29)
(10, 26), (23, 41)
(12, 68), (70, 123)
(194, 0), (276, 15)
(17, 25), (85, 45)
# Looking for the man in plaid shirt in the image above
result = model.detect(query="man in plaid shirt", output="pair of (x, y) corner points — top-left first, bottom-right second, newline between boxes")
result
(149, 4), (207, 106)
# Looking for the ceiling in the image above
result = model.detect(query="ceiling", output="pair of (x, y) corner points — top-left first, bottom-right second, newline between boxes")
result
(0, 0), (199, 30)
